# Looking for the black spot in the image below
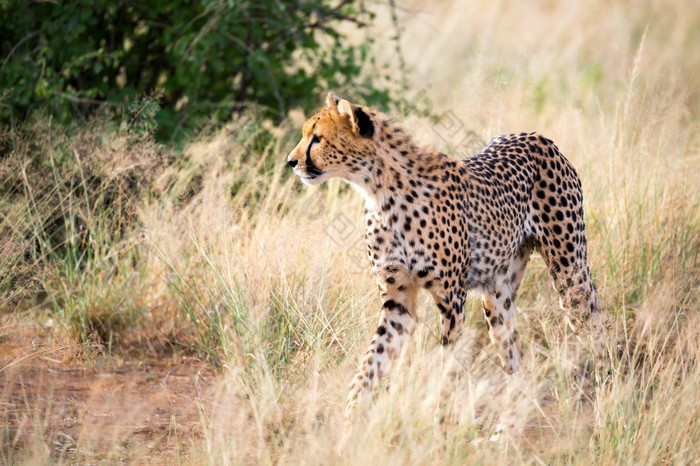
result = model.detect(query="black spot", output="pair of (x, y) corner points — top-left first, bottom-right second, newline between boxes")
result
(383, 300), (397, 310)
(390, 321), (403, 333)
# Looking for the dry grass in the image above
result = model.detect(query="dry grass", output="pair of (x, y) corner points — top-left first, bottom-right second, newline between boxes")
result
(1, 0), (700, 463)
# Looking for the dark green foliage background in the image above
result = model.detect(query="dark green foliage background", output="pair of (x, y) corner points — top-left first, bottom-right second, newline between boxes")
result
(0, 0), (394, 142)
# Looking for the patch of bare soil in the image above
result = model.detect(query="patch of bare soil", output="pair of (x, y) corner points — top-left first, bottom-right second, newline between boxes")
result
(0, 340), (215, 463)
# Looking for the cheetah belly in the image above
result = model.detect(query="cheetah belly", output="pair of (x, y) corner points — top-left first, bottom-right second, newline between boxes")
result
(464, 222), (531, 293)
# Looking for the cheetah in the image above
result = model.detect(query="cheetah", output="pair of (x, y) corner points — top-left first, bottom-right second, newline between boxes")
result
(286, 93), (600, 422)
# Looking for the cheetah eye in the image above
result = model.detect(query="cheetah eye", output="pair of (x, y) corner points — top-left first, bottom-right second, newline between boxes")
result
(310, 134), (321, 150)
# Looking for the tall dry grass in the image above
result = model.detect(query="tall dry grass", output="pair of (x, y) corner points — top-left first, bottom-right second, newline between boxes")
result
(1, 0), (699, 463)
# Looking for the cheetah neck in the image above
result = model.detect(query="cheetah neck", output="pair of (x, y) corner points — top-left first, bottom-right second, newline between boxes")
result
(348, 117), (451, 216)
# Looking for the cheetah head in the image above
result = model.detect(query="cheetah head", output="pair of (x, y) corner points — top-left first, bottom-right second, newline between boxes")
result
(287, 93), (376, 186)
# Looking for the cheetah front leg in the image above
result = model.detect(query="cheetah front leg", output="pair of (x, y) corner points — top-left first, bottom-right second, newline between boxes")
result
(345, 287), (417, 424)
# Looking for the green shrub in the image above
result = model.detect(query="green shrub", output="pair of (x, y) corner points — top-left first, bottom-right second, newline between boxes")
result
(0, 0), (397, 142)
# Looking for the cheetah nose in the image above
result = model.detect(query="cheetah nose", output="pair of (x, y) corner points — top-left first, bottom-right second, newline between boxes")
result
(287, 157), (298, 168)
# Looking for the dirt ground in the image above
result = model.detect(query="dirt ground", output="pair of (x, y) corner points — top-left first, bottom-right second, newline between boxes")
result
(0, 335), (215, 463)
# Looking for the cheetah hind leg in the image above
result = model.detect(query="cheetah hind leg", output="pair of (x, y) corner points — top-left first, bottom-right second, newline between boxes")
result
(482, 288), (521, 373)
(481, 240), (533, 373)
(538, 242), (601, 335)
(480, 285), (530, 443)
(472, 301), (530, 445)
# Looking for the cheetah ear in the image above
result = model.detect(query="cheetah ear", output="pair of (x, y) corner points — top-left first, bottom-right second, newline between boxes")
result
(326, 92), (341, 109)
(337, 99), (374, 139)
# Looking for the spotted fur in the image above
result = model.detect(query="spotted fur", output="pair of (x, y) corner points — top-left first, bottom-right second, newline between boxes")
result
(287, 93), (600, 422)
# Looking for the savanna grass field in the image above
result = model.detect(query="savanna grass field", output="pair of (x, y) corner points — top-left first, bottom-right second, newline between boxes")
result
(2, 0), (700, 463)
